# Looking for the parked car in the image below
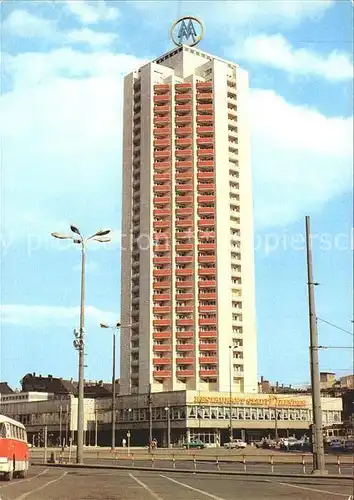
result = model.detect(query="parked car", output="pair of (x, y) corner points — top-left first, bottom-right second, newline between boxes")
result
(330, 439), (344, 451)
(344, 440), (354, 452)
(224, 439), (247, 449)
(184, 439), (206, 449)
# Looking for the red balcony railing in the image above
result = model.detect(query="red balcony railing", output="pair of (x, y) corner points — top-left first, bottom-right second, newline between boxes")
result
(154, 127), (171, 136)
(175, 160), (193, 168)
(176, 184), (193, 193)
(198, 184), (215, 193)
(198, 171), (214, 180)
(199, 343), (217, 350)
(153, 345), (172, 352)
(176, 331), (194, 339)
(198, 160), (214, 167)
(176, 256), (193, 264)
(175, 219), (193, 228)
(154, 95), (170, 103)
(153, 306), (171, 314)
(176, 231), (192, 240)
(199, 330), (217, 338)
(176, 196), (193, 204)
(153, 161), (170, 170)
(176, 370), (194, 377)
(199, 269), (216, 277)
(154, 84), (170, 93)
(153, 370), (171, 378)
(153, 293), (171, 301)
(153, 257), (170, 265)
(176, 268), (193, 276)
(196, 82), (212, 90)
(198, 148), (214, 156)
(176, 343), (194, 351)
(176, 357), (194, 364)
(198, 231), (215, 240)
(153, 281), (170, 289)
(154, 139), (170, 147)
(197, 92), (213, 100)
(153, 319), (172, 327)
(199, 280), (216, 288)
(176, 207), (193, 216)
(176, 172), (193, 181)
(175, 104), (192, 112)
(199, 356), (217, 364)
(198, 255), (216, 263)
(176, 306), (194, 313)
(153, 331), (172, 339)
(153, 357), (171, 365)
(176, 138), (193, 147)
(198, 243), (216, 251)
(197, 115), (214, 123)
(154, 105), (171, 113)
(175, 116), (192, 125)
(154, 150), (171, 158)
(153, 185), (170, 193)
(177, 319), (194, 327)
(176, 243), (193, 251)
(177, 292), (194, 300)
(153, 269), (171, 277)
(153, 245), (170, 252)
(176, 93), (192, 102)
(176, 149), (193, 157)
(198, 219), (215, 227)
(198, 207), (215, 216)
(154, 116), (171, 124)
(153, 196), (170, 205)
(175, 126), (192, 135)
(197, 104), (213, 112)
(199, 318), (217, 326)
(175, 83), (192, 91)
(153, 208), (171, 217)
(199, 369), (217, 377)
(197, 126), (214, 134)
(176, 281), (194, 288)
(198, 195), (215, 203)
(198, 293), (216, 300)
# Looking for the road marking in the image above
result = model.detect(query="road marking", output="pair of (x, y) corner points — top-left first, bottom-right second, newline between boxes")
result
(268, 480), (350, 498)
(128, 474), (164, 500)
(14, 471), (68, 500)
(0, 469), (49, 489)
(160, 474), (226, 500)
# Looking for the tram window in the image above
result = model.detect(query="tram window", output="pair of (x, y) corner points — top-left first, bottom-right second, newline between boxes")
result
(0, 423), (6, 438)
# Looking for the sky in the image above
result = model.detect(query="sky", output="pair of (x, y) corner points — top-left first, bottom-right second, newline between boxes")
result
(0, 0), (353, 390)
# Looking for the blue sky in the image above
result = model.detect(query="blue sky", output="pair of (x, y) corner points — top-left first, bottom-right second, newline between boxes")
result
(1, 0), (353, 390)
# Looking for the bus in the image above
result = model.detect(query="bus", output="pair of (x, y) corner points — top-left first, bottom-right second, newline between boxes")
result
(0, 415), (29, 481)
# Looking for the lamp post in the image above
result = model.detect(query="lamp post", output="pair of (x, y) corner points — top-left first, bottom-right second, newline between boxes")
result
(100, 321), (122, 450)
(228, 345), (233, 442)
(164, 406), (171, 449)
(52, 225), (111, 464)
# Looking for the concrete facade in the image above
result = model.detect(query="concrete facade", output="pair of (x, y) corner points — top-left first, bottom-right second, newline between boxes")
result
(120, 45), (257, 396)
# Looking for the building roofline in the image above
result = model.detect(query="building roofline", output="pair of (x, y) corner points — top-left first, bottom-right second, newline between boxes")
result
(153, 44), (239, 69)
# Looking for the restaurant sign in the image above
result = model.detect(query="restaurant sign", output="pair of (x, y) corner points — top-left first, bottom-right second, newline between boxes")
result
(193, 396), (307, 408)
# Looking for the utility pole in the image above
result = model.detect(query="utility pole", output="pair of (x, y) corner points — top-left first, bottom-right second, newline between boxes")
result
(147, 383), (153, 452)
(305, 216), (326, 474)
(228, 345), (233, 442)
(59, 404), (63, 447)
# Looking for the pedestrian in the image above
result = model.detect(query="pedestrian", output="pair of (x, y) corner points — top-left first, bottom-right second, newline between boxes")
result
(122, 438), (126, 448)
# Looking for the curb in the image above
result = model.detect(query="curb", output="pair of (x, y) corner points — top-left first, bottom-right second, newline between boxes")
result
(30, 462), (353, 480)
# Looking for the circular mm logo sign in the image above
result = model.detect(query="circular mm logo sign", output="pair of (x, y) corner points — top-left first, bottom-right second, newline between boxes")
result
(171, 16), (204, 47)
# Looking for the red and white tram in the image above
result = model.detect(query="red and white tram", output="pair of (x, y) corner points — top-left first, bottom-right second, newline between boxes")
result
(0, 415), (29, 481)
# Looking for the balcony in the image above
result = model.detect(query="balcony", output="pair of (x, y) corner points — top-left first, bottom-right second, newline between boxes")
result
(176, 172), (192, 181)
(154, 84), (170, 93)
(176, 306), (194, 313)
(176, 357), (194, 364)
(153, 245), (170, 252)
(200, 369), (217, 377)
(153, 370), (171, 378)
(177, 318), (194, 327)
(176, 138), (193, 147)
(154, 171), (171, 181)
(153, 196), (170, 205)
(197, 81), (212, 90)
(153, 357), (171, 365)
(175, 219), (193, 228)
(154, 94), (170, 103)
(198, 148), (214, 157)
(176, 149), (192, 158)
(153, 161), (170, 171)
(153, 319), (171, 327)
(176, 231), (193, 240)
(199, 343), (217, 350)
(199, 280), (216, 288)
(198, 231), (215, 240)
(153, 208), (171, 217)
(154, 127), (171, 136)
(176, 331), (194, 339)
(176, 281), (193, 289)
(175, 126), (192, 136)
(197, 92), (213, 100)
(153, 221), (169, 229)
(154, 150), (171, 159)
(177, 292), (194, 299)
(198, 183), (215, 193)
(175, 115), (192, 125)
(197, 126), (214, 134)
(176, 268), (193, 276)
(198, 195), (215, 203)
(153, 345), (172, 352)
(198, 171), (214, 180)
(175, 93), (192, 102)
(153, 281), (170, 290)
(176, 196), (193, 204)
(198, 207), (215, 216)
(176, 207), (193, 216)
(175, 160), (193, 169)
(153, 331), (172, 339)
(176, 83), (192, 91)
(197, 114), (214, 124)
(175, 104), (192, 113)
(197, 104), (213, 113)
(198, 219), (215, 227)
(199, 330), (217, 338)
(154, 139), (170, 147)
(154, 105), (171, 114)
(153, 185), (170, 193)
(153, 306), (171, 315)
(176, 370), (194, 377)
(153, 293), (171, 301)
(176, 255), (193, 264)
(153, 269), (171, 277)
(176, 243), (193, 251)
(198, 293), (216, 300)
(198, 268), (216, 277)
(154, 116), (170, 124)
(199, 317), (217, 326)
(176, 184), (193, 193)
(199, 356), (217, 364)
(153, 257), (170, 265)
(198, 160), (214, 167)
(198, 243), (216, 252)
(197, 137), (213, 146)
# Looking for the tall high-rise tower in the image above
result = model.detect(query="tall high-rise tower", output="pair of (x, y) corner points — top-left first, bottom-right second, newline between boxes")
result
(120, 43), (257, 395)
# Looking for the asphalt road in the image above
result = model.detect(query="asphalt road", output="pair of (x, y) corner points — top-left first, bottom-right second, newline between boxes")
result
(0, 467), (353, 499)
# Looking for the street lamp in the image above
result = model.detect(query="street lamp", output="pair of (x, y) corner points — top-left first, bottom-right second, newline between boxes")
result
(100, 321), (122, 450)
(228, 345), (233, 442)
(52, 225), (111, 464)
(164, 406), (171, 449)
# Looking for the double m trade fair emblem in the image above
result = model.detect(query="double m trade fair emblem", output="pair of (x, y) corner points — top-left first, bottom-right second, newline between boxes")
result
(171, 16), (204, 47)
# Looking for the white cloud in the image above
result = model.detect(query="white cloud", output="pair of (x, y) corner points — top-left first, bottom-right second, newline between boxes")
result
(0, 304), (117, 327)
(66, 28), (117, 48)
(3, 9), (57, 39)
(65, 0), (119, 25)
(233, 34), (353, 82)
(250, 89), (353, 226)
